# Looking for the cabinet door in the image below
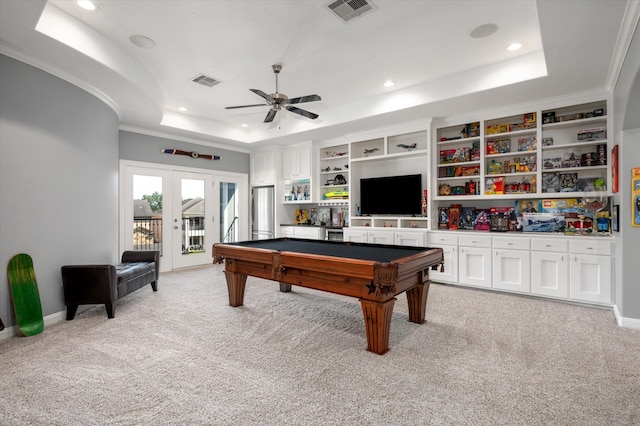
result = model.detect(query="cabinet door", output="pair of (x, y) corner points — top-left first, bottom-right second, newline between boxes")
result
(493, 249), (531, 293)
(280, 226), (295, 238)
(429, 245), (458, 284)
(394, 231), (426, 247)
(294, 227), (326, 240)
(531, 251), (569, 298)
(296, 146), (311, 178)
(281, 149), (295, 180)
(343, 229), (368, 243)
(251, 150), (275, 186)
(282, 146), (311, 179)
(458, 247), (491, 288)
(570, 254), (612, 304)
(368, 230), (395, 245)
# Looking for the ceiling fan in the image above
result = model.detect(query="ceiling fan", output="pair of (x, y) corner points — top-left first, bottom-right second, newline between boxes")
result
(225, 64), (321, 123)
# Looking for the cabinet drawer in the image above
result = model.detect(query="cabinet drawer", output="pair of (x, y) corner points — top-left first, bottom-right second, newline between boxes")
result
(570, 239), (612, 256)
(428, 233), (458, 246)
(531, 238), (568, 253)
(493, 236), (529, 250)
(459, 235), (492, 248)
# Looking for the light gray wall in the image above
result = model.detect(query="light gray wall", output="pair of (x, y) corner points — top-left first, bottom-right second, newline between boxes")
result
(0, 54), (119, 326)
(612, 22), (640, 322)
(120, 131), (249, 174)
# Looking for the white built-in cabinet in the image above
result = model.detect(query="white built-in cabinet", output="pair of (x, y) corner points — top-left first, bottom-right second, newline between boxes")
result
(394, 231), (426, 247)
(492, 236), (531, 293)
(343, 228), (395, 245)
(428, 232), (458, 283)
(531, 238), (569, 298)
(280, 225), (326, 240)
(458, 235), (492, 288)
(282, 145), (311, 180)
(265, 96), (616, 310)
(569, 239), (612, 304)
(250, 149), (276, 186)
(426, 231), (612, 306)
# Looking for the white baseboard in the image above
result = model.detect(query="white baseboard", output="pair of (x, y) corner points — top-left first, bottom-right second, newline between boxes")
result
(613, 305), (640, 330)
(0, 309), (66, 341)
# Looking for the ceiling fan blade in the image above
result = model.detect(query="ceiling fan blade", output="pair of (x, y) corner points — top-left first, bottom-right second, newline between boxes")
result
(286, 94), (321, 105)
(250, 89), (275, 103)
(285, 105), (318, 120)
(225, 104), (267, 109)
(264, 109), (278, 123)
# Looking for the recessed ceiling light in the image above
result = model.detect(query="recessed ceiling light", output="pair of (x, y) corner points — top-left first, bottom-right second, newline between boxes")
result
(178, 107), (188, 112)
(470, 23), (498, 39)
(241, 124), (248, 128)
(130, 35), (156, 49)
(507, 42), (523, 51)
(76, 1), (98, 11)
(383, 80), (395, 87)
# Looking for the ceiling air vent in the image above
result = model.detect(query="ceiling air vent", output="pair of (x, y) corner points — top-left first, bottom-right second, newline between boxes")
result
(191, 74), (221, 88)
(327, 0), (374, 22)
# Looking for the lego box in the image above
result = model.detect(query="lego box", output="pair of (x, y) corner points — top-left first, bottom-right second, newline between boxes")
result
(523, 212), (565, 232)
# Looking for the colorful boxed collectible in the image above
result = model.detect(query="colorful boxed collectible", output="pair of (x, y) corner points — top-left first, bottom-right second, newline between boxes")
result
(489, 207), (512, 232)
(448, 204), (461, 230)
(485, 176), (505, 195)
(522, 212), (565, 232)
(577, 127), (606, 142)
(474, 209), (491, 231)
(438, 207), (449, 229)
(459, 207), (476, 230)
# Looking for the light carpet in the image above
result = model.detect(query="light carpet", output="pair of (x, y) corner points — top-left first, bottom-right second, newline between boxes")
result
(0, 263), (638, 425)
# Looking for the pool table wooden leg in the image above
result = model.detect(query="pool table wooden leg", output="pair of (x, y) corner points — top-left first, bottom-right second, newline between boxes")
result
(360, 298), (396, 355)
(406, 281), (430, 324)
(223, 271), (247, 307)
(279, 282), (292, 292)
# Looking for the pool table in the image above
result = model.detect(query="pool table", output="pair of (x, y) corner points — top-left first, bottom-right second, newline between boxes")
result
(212, 238), (444, 355)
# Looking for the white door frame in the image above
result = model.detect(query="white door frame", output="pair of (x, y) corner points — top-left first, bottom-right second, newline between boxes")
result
(119, 160), (249, 271)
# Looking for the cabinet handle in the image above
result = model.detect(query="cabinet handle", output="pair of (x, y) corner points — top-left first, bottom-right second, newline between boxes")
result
(545, 244), (551, 247)
(587, 247), (594, 250)
(508, 242), (513, 246)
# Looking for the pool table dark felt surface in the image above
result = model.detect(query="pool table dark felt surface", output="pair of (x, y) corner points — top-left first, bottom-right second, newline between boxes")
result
(213, 238), (444, 355)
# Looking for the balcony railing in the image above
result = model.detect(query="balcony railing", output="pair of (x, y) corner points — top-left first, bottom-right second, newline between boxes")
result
(133, 217), (163, 255)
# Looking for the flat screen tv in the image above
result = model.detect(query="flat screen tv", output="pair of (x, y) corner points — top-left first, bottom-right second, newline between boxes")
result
(360, 174), (422, 216)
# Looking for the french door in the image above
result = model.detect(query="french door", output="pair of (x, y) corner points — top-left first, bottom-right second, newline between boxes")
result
(120, 161), (248, 272)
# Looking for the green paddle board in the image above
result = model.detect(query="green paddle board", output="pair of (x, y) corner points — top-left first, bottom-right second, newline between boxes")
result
(7, 254), (44, 336)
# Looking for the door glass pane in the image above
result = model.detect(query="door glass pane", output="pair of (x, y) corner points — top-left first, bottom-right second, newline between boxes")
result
(133, 175), (163, 255)
(220, 182), (239, 242)
(181, 179), (205, 255)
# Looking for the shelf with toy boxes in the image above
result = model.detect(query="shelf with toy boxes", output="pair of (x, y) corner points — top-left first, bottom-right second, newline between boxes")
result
(436, 122), (481, 197)
(540, 101), (608, 195)
(516, 198), (609, 235)
(483, 112), (538, 196)
(435, 196), (609, 235)
(437, 203), (515, 232)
